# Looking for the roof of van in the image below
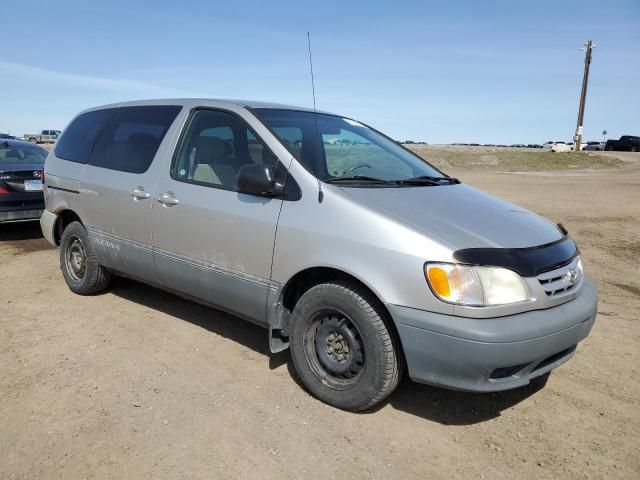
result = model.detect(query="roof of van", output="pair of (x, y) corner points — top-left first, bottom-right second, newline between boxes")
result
(83, 98), (338, 116)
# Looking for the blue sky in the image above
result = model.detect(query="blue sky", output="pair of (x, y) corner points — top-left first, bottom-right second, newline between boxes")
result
(1, 0), (638, 143)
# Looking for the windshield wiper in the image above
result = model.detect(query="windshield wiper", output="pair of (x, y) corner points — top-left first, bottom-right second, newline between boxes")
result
(325, 175), (390, 184)
(398, 175), (460, 185)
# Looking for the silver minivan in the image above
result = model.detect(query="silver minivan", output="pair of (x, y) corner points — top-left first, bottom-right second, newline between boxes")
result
(40, 99), (597, 411)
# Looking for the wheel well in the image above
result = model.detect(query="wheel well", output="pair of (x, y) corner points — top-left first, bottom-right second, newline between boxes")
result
(278, 267), (405, 368)
(282, 268), (357, 312)
(54, 210), (82, 245)
(280, 267), (394, 330)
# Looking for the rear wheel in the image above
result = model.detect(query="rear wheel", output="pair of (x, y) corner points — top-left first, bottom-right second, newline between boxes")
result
(60, 221), (111, 295)
(28, 137), (38, 144)
(289, 281), (401, 411)
(631, 146), (638, 152)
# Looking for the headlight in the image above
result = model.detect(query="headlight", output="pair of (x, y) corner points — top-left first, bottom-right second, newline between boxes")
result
(425, 263), (531, 306)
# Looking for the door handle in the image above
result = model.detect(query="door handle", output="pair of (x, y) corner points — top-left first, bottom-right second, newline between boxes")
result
(157, 192), (179, 206)
(131, 187), (150, 200)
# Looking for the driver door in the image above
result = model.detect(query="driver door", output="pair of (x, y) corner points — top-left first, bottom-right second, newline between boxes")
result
(151, 108), (283, 324)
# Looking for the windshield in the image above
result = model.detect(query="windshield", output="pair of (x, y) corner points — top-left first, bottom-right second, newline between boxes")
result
(0, 143), (47, 165)
(252, 109), (444, 183)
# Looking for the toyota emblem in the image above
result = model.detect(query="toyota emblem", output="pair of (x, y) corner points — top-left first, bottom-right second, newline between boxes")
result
(33, 170), (41, 178)
(564, 268), (578, 285)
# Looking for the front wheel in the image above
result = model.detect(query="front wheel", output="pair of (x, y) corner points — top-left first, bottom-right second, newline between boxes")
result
(28, 137), (38, 144)
(60, 221), (111, 295)
(289, 281), (401, 411)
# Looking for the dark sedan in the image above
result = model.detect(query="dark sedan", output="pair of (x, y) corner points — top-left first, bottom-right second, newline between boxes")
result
(0, 139), (47, 223)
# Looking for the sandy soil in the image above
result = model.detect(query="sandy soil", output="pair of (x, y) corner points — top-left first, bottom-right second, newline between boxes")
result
(1, 155), (639, 479)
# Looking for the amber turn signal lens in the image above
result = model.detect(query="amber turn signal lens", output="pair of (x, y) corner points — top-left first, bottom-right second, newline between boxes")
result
(427, 267), (451, 298)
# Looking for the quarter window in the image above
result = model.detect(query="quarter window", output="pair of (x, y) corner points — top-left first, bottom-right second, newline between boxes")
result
(54, 109), (112, 163)
(172, 109), (277, 190)
(88, 106), (181, 173)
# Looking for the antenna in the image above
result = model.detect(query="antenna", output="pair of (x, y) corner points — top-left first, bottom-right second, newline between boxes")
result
(306, 32), (323, 203)
(307, 32), (318, 114)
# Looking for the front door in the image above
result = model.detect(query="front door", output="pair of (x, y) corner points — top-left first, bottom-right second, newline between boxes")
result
(151, 108), (283, 324)
(80, 105), (182, 281)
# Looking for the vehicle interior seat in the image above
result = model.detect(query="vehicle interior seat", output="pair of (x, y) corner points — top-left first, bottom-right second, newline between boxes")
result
(192, 136), (236, 186)
(193, 163), (221, 185)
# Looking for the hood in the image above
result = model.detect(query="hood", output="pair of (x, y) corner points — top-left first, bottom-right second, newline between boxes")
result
(341, 183), (563, 249)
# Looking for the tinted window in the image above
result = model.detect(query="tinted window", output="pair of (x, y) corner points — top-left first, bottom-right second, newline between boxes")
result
(54, 109), (112, 163)
(88, 106), (181, 173)
(172, 109), (277, 190)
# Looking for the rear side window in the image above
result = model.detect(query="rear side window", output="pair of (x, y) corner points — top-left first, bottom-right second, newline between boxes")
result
(88, 105), (181, 173)
(54, 109), (112, 163)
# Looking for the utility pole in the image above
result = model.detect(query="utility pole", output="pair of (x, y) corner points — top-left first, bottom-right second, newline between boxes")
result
(574, 40), (595, 152)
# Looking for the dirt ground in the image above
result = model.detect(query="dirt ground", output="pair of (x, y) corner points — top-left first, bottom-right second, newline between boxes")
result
(1, 153), (639, 479)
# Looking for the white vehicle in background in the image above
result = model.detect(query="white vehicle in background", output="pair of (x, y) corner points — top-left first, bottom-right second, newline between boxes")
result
(24, 130), (61, 144)
(551, 143), (571, 152)
(543, 141), (571, 152)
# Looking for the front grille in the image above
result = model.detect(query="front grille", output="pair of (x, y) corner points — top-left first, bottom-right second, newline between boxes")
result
(537, 257), (582, 297)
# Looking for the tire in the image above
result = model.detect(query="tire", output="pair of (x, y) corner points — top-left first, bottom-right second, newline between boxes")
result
(289, 281), (401, 411)
(605, 145), (613, 151)
(60, 221), (111, 295)
(28, 137), (38, 144)
(631, 146), (638, 152)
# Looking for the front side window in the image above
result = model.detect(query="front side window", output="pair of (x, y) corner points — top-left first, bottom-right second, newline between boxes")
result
(88, 105), (181, 173)
(172, 109), (277, 190)
(253, 109), (444, 184)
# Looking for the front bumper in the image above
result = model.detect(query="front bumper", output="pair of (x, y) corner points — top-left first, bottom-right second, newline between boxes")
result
(389, 278), (597, 392)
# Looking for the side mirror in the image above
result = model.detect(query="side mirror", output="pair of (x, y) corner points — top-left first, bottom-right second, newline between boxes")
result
(236, 164), (284, 198)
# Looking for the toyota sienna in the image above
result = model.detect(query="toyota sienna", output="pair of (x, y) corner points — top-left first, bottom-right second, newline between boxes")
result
(40, 99), (597, 410)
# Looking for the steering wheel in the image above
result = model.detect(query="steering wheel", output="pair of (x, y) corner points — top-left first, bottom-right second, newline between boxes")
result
(335, 163), (372, 177)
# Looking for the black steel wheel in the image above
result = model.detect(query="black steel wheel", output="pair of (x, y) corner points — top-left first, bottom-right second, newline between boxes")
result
(304, 309), (365, 389)
(60, 221), (111, 295)
(64, 235), (86, 282)
(289, 281), (402, 411)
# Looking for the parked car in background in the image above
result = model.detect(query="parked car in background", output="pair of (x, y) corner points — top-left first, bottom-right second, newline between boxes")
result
(605, 135), (640, 152)
(569, 142), (587, 151)
(551, 143), (572, 152)
(40, 99), (597, 411)
(0, 133), (16, 139)
(583, 141), (604, 151)
(543, 141), (571, 152)
(24, 130), (61, 144)
(0, 139), (47, 222)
